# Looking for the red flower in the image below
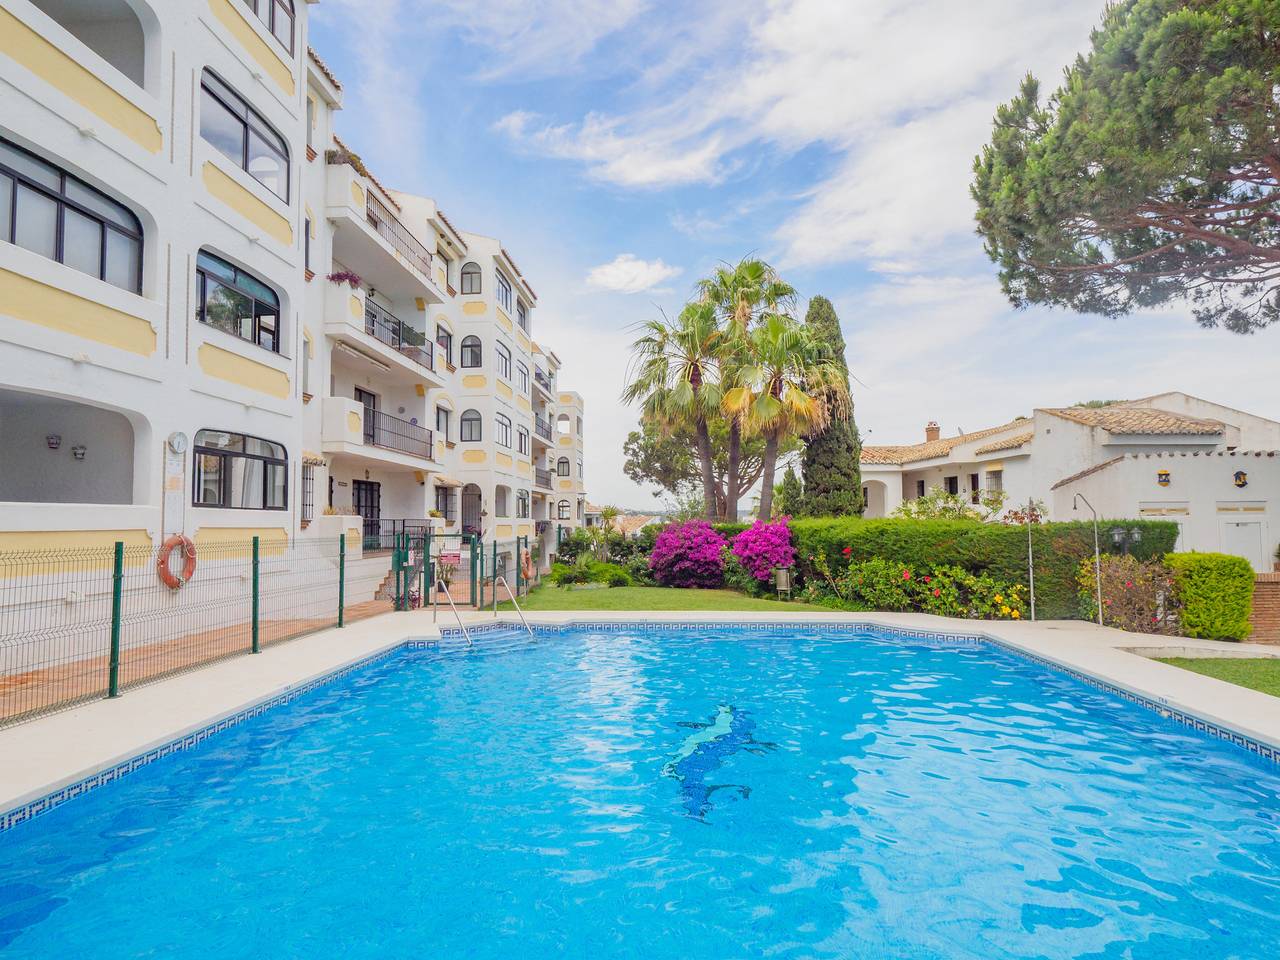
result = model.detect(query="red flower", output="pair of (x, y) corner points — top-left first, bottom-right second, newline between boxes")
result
(923, 575), (932, 583)
(902, 570), (912, 580)
(842, 546), (852, 556)
(1124, 580), (1134, 589)
(933, 588), (941, 597)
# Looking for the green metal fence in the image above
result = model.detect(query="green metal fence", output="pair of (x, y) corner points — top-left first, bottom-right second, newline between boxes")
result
(0, 535), (365, 728)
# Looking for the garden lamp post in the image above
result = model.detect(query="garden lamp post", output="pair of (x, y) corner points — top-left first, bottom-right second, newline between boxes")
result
(1111, 526), (1143, 556)
(1073, 494), (1104, 626)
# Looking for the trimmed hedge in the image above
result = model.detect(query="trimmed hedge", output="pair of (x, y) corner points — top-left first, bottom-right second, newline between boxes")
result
(790, 517), (1180, 620)
(1166, 552), (1256, 641)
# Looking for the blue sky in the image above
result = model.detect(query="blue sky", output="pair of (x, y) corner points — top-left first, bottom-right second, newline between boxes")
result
(310, 0), (1280, 510)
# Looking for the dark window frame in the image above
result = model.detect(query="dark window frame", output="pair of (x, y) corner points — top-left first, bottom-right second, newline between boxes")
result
(496, 270), (512, 312)
(459, 408), (482, 442)
(516, 361), (529, 394)
(435, 405), (451, 441)
(516, 299), (528, 331)
(460, 335), (482, 368)
(192, 429), (288, 511)
(195, 249), (282, 353)
(301, 462), (315, 522)
(436, 324), (453, 365)
(0, 135), (143, 293)
(495, 412), (512, 448)
(557, 499), (571, 521)
(495, 341), (512, 380)
(516, 489), (530, 519)
(556, 456), (570, 477)
(460, 261), (481, 295)
(242, 0), (295, 54)
(200, 69), (290, 202)
(517, 426), (529, 455)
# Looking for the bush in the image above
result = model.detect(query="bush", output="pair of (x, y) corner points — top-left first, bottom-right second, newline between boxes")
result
(1166, 552), (1256, 641)
(791, 517), (1179, 620)
(554, 529), (591, 563)
(623, 553), (656, 586)
(1078, 555), (1179, 634)
(730, 518), (796, 583)
(649, 520), (727, 588)
(606, 570), (631, 588)
(806, 555), (1028, 619)
(549, 558), (630, 588)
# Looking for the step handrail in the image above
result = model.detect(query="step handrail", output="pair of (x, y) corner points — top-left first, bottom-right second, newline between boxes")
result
(492, 576), (534, 638)
(432, 578), (472, 646)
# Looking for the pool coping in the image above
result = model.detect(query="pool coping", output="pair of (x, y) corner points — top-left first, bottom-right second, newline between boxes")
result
(2, 611), (1278, 835)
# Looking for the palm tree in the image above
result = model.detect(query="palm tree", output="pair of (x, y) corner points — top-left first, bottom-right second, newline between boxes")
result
(696, 258), (795, 520)
(621, 303), (723, 520)
(724, 313), (848, 520)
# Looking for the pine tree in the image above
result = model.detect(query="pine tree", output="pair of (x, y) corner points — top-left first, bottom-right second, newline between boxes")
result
(799, 296), (863, 516)
(774, 464), (803, 518)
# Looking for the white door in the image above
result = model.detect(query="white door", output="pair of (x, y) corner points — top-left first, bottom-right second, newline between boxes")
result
(1220, 520), (1264, 571)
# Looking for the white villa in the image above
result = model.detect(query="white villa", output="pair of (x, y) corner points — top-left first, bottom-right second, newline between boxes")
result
(0, 0), (588, 562)
(861, 392), (1280, 571)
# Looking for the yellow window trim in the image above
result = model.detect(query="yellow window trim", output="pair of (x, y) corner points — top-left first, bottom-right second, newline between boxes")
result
(198, 342), (290, 399)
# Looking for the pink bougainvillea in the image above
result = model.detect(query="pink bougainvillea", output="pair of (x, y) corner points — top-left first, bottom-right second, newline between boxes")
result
(730, 518), (796, 584)
(649, 521), (727, 588)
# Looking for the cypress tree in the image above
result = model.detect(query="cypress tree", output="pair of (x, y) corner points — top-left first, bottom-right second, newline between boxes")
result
(799, 296), (863, 516)
(774, 464), (804, 518)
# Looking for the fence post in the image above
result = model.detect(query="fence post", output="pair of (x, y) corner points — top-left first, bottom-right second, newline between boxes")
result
(515, 535), (523, 595)
(470, 537), (479, 609)
(337, 533), (346, 627)
(492, 540), (499, 612)
(251, 535), (261, 653)
(108, 540), (124, 698)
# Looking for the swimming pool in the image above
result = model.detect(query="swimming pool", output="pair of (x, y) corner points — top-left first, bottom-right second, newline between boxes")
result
(1, 623), (1277, 958)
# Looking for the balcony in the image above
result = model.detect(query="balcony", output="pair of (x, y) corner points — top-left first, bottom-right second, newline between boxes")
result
(365, 300), (434, 371)
(534, 416), (553, 443)
(325, 288), (444, 389)
(533, 368), (556, 398)
(325, 158), (445, 304)
(535, 468), (553, 490)
(322, 397), (434, 467)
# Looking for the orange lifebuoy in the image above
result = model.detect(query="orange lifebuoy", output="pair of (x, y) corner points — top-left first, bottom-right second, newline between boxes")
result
(521, 548), (535, 581)
(157, 534), (197, 589)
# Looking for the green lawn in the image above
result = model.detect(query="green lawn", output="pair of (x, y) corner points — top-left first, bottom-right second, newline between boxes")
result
(1156, 658), (1280, 698)
(499, 585), (829, 612)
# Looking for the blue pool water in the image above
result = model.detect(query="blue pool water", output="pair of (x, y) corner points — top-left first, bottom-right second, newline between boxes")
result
(2, 625), (1278, 958)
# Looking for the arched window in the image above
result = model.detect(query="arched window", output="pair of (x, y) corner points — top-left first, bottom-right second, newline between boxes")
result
(193, 430), (287, 510)
(460, 261), (481, 295)
(516, 489), (530, 518)
(200, 69), (289, 201)
(196, 250), (280, 351)
(495, 413), (512, 448)
(495, 342), (512, 379)
(0, 136), (143, 292)
(556, 456), (570, 477)
(557, 499), (571, 520)
(460, 335), (482, 368)
(495, 271), (512, 311)
(459, 409), (482, 442)
(244, 0), (295, 53)
(556, 413), (571, 434)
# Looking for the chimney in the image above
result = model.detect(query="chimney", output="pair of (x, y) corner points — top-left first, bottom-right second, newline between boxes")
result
(925, 421), (940, 442)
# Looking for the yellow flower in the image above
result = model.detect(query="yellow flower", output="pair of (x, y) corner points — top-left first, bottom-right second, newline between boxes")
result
(994, 594), (1003, 604)
(1000, 605), (1010, 615)
(1011, 610), (1021, 620)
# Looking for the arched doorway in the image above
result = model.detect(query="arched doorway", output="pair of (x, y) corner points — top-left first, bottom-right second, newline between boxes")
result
(461, 483), (482, 535)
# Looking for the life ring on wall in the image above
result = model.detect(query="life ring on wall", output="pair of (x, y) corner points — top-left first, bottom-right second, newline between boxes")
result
(157, 534), (197, 589)
(521, 548), (535, 581)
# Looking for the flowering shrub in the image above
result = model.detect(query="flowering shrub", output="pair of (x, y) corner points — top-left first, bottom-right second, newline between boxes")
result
(806, 554), (1028, 619)
(1078, 555), (1180, 634)
(730, 518), (795, 584)
(649, 520), (727, 588)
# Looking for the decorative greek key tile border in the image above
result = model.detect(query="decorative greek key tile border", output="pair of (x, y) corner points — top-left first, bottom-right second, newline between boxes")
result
(0, 644), (406, 835)
(6, 619), (1276, 837)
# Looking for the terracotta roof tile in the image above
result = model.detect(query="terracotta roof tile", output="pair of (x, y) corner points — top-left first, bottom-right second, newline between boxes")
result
(861, 418), (1032, 466)
(307, 47), (343, 92)
(1041, 406), (1223, 435)
(973, 431), (1033, 455)
(1050, 456), (1125, 490)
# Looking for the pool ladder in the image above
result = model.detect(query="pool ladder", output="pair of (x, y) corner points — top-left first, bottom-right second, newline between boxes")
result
(493, 576), (534, 639)
(431, 579), (472, 646)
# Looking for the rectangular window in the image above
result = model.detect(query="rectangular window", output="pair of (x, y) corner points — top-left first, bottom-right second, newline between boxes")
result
(192, 429), (287, 510)
(436, 325), (453, 365)
(987, 470), (1003, 493)
(496, 342), (512, 380)
(496, 271), (512, 312)
(516, 300), (528, 331)
(517, 427), (529, 455)
(516, 490), (530, 518)
(516, 362), (529, 394)
(434, 485), (454, 520)
(436, 406), (450, 441)
(944, 476), (959, 496)
(301, 463), (315, 522)
(915, 480), (926, 498)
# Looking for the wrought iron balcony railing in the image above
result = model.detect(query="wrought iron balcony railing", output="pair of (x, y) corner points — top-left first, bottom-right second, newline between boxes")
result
(363, 407), (433, 459)
(364, 300), (434, 370)
(366, 193), (433, 277)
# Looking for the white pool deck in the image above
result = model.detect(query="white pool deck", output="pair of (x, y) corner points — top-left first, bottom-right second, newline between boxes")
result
(2, 610), (1279, 820)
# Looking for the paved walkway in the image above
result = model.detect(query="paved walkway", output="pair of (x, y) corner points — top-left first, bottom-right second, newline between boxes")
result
(2, 610), (1278, 822)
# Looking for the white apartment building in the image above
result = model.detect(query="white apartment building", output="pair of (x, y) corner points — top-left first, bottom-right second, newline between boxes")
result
(0, 0), (587, 565)
(861, 392), (1280, 571)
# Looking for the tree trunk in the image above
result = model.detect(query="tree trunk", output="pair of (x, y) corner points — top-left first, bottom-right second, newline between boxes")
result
(757, 430), (780, 520)
(725, 420), (742, 522)
(694, 416), (718, 521)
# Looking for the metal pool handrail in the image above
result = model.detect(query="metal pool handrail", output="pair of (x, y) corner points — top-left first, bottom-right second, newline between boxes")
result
(432, 578), (472, 645)
(492, 576), (534, 639)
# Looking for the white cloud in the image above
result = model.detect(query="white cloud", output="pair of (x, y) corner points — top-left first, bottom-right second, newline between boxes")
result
(586, 254), (683, 294)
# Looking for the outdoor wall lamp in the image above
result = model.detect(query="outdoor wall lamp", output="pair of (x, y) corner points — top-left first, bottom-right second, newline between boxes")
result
(46, 435), (61, 450)
(71, 446), (87, 461)
(1111, 527), (1142, 554)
